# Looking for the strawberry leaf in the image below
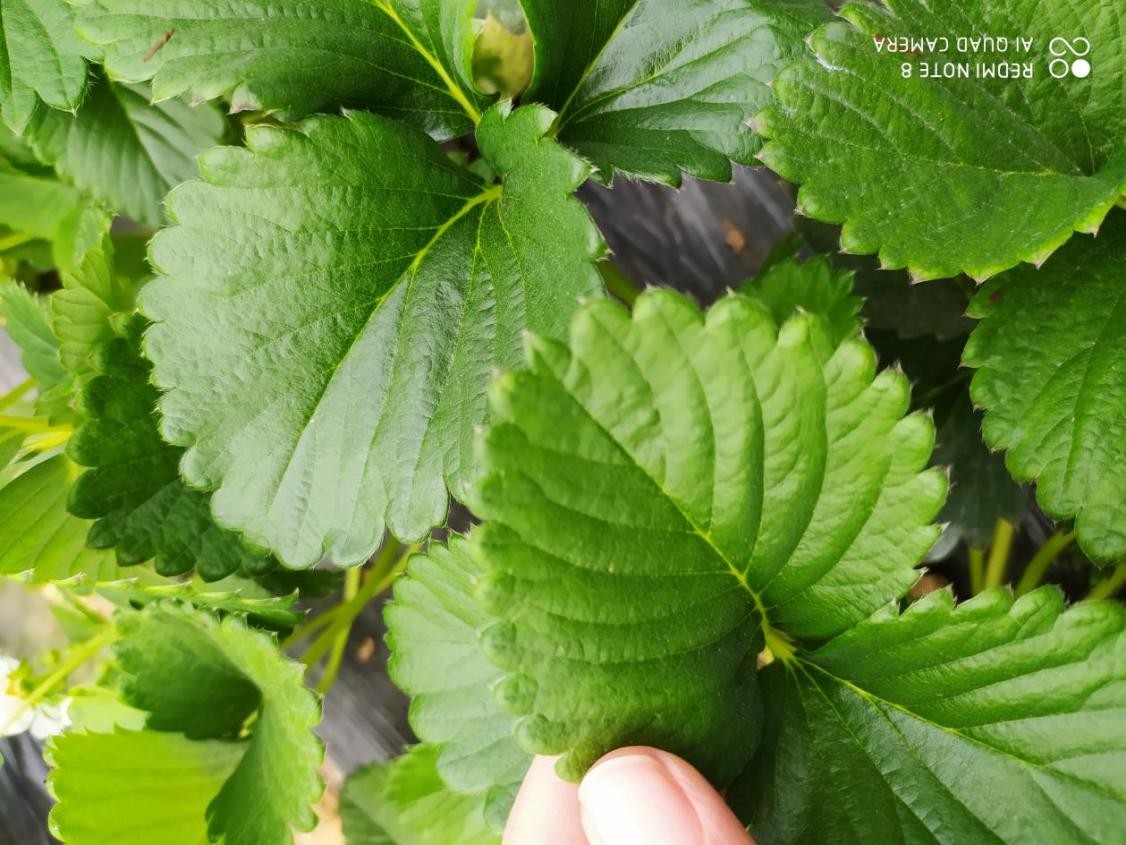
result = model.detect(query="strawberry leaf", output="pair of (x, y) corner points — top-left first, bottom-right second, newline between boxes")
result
(964, 212), (1126, 562)
(142, 104), (603, 567)
(756, 0), (1126, 280)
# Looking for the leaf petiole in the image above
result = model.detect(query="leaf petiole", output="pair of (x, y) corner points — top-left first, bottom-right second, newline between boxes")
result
(982, 519), (1015, 590)
(1015, 529), (1075, 596)
(1086, 562), (1126, 602)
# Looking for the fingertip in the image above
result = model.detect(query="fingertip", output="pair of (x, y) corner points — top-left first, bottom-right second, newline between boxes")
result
(579, 747), (754, 845)
(503, 756), (587, 845)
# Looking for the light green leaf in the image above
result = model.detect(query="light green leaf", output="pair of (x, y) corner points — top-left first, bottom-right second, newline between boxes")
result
(48, 729), (244, 845)
(26, 76), (226, 226)
(52, 236), (135, 379)
(0, 454), (122, 584)
(963, 212), (1126, 562)
(142, 104), (603, 567)
(340, 745), (499, 845)
(737, 588), (1126, 844)
(0, 0), (88, 133)
(756, 0), (1126, 280)
(0, 161), (108, 268)
(473, 289), (944, 783)
(113, 602), (323, 844)
(386, 538), (529, 818)
(68, 320), (275, 580)
(525, 0), (830, 183)
(0, 281), (67, 389)
(740, 255), (861, 345)
(78, 0), (487, 139)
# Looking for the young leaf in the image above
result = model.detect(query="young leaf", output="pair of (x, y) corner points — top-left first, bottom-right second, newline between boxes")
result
(142, 104), (603, 568)
(0, 455), (122, 584)
(737, 588), (1126, 844)
(78, 0), (487, 138)
(739, 255), (861, 345)
(473, 289), (945, 783)
(112, 602), (323, 844)
(48, 729), (244, 845)
(52, 237), (135, 379)
(341, 745), (499, 845)
(524, 0), (830, 183)
(68, 321), (275, 581)
(963, 213), (1126, 562)
(26, 76), (226, 226)
(0, 161), (108, 268)
(0, 0), (88, 133)
(386, 538), (529, 820)
(756, 0), (1126, 280)
(0, 282), (68, 390)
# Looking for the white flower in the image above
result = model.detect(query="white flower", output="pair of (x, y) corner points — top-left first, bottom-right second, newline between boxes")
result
(0, 655), (71, 739)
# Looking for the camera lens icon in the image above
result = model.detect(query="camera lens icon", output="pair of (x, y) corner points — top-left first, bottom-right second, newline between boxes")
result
(1049, 37), (1091, 78)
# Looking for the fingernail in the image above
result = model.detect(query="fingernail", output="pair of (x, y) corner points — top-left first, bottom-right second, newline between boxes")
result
(578, 751), (703, 845)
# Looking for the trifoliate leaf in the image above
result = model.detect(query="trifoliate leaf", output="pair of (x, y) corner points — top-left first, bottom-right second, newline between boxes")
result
(52, 237), (135, 379)
(341, 746), (499, 845)
(114, 602), (323, 844)
(932, 393), (1026, 549)
(48, 729), (244, 845)
(0, 282), (67, 389)
(26, 76), (225, 226)
(524, 0), (830, 183)
(78, 0), (487, 139)
(386, 538), (529, 819)
(142, 104), (603, 567)
(0, 161), (108, 268)
(963, 213), (1126, 562)
(0, 455), (122, 584)
(739, 255), (861, 344)
(0, 0), (88, 133)
(68, 321), (274, 581)
(473, 290), (945, 783)
(756, 0), (1126, 280)
(737, 588), (1126, 844)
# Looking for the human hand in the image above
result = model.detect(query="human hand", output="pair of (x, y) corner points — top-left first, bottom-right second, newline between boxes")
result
(503, 748), (755, 845)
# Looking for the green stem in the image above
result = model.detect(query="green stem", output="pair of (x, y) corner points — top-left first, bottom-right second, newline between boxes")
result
(0, 232), (35, 253)
(315, 566), (361, 695)
(0, 379), (34, 411)
(983, 519), (1016, 590)
(0, 627), (117, 734)
(598, 262), (641, 306)
(1015, 530), (1075, 596)
(968, 547), (985, 594)
(1086, 562), (1126, 602)
(301, 537), (418, 690)
(0, 415), (71, 435)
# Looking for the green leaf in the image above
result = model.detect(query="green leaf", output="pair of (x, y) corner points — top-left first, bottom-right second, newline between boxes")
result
(0, 454), (122, 584)
(386, 538), (529, 818)
(736, 588), (1126, 844)
(0, 161), (108, 268)
(932, 393), (1026, 550)
(963, 213), (1126, 562)
(0, 0), (88, 133)
(78, 0), (487, 139)
(100, 574), (302, 630)
(142, 104), (603, 567)
(756, 0), (1126, 280)
(48, 729), (244, 845)
(68, 321), (275, 581)
(473, 289), (945, 783)
(739, 255), (861, 345)
(0, 281), (67, 389)
(525, 0), (830, 183)
(341, 746), (499, 845)
(52, 236), (135, 379)
(113, 602), (323, 844)
(26, 75), (226, 226)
